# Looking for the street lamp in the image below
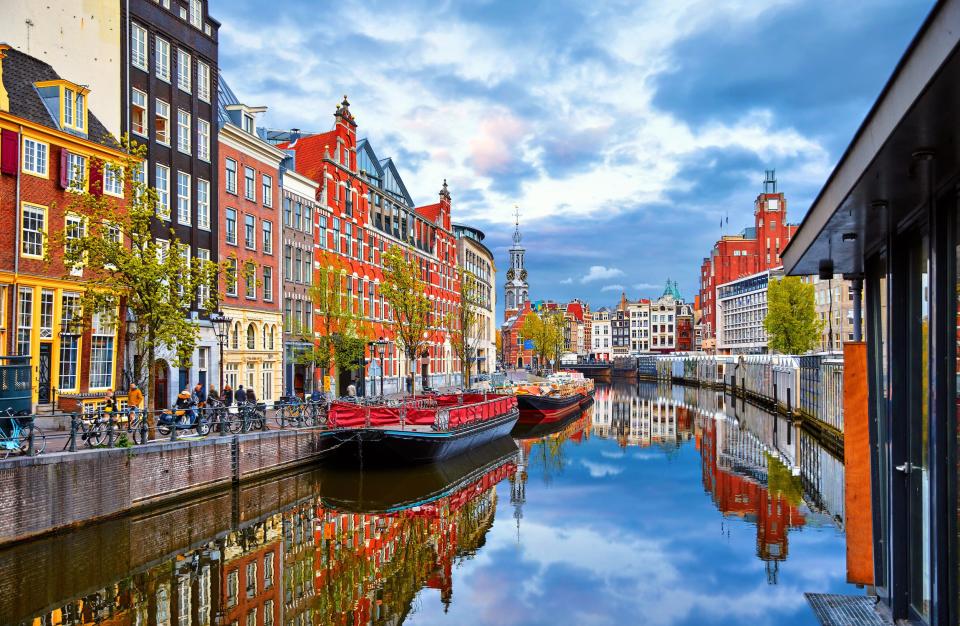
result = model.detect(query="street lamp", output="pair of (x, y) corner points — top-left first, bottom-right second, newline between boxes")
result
(209, 311), (231, 398)
(376, 337), (387, 397)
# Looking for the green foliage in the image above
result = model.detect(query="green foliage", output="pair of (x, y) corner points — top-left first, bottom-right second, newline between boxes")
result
(521, 310), (565, 370)
(54, 138), (226, 407)
(451, 266), (482, 386)
(763, 276), (824, 354)
(380, 245), (431, 365)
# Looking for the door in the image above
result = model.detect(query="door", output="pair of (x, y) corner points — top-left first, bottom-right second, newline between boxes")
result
(37, 343), (51, 404)
(154, 361), (169, 410)
(905, 234), (931, 621)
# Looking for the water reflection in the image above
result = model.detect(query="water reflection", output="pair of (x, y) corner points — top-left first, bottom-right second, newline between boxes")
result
(6, 382), (854, 626)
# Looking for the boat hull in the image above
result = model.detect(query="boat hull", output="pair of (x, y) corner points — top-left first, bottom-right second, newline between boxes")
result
(324, 408), (519, 466)
(516, 390), (594, 424)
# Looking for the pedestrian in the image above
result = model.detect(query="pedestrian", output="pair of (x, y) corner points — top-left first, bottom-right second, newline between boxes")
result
(175, 389), (193, 423)
(246, 387), (257, 404)
(191, 383), (205, 407)
(223, 384), (234, 406)
(103, 390), (118, 413)
(207, 387), (221, 403)
(347, 383), (357, 397)
(235, 385), (247, 404)
(127, 383), (143, 417)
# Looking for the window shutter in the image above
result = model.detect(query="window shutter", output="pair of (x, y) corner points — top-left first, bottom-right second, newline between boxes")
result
(59, 148), (69, 189)
(89, 158), (103, 197)
(0, 130), (18, 175)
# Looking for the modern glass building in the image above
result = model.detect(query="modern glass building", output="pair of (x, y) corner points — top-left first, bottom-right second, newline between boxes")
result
(782, 1), (959, 622)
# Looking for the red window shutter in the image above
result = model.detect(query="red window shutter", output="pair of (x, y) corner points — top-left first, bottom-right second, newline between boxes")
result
(59, 148), (69, 189)
(89, 158), (103, 197)
(0, 130), (18, 175)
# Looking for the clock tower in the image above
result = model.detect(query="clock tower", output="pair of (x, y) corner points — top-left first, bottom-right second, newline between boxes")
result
(504, 209), (529, 320)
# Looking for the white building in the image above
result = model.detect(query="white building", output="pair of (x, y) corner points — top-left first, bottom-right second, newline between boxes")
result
(454, 224), (497, 375)
(715, 269), (777, 354)
(591, 307), (612, 361)
(627, 300), (650, 352)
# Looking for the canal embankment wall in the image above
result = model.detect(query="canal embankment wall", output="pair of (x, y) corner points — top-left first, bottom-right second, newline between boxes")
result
(0, 427), (329, 547)
(0, 465), (324, 625)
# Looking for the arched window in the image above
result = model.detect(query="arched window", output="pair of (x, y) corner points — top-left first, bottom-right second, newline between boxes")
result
(262, 325), (268, 350)
(268, 326), (275, 350)
(246, 323), (256, 350)
(506, 292), (514, 310)
(231, 322), (240, 350)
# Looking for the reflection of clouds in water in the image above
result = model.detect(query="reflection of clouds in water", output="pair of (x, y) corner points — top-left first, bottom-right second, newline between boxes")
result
(600, 450), (626, 459)
(580, 460), (624, 477)
(633, 452), (662, 460)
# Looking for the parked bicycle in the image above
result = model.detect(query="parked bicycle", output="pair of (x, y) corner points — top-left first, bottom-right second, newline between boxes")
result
(0, 407), (45, 457)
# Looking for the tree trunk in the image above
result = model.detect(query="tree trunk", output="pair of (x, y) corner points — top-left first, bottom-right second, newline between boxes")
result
(146, 335), (156, 439)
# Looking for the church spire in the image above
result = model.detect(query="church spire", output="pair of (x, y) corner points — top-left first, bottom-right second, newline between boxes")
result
(511, 205), (523, 247)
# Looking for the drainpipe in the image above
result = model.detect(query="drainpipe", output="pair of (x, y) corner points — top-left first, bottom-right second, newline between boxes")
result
(10, 124), (23, 355)
(851, 277), (863, 342)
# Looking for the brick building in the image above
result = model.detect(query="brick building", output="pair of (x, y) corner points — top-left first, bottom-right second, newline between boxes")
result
(216, 77), (284, 402)
(276, 97), (461, 394)
(0, 46), (129, 411)
(699, 171), (798, 350)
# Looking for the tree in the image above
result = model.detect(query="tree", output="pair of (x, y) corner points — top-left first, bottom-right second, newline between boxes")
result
(55, 140), (224, 420)
(521, 310), (565, 373)
(764, 276), (824, 354)
(451, 266), (482, 388)
(380, 246), (432, 395)
(298, 251), (369, 393)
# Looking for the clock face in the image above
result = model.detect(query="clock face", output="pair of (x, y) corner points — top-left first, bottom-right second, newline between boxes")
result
(506, 268), (516, 281)
(519, 269), (528, 281)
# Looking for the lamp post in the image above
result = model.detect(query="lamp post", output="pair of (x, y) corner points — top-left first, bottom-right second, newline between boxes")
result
(376, 337), (386, 397)
(209, 311), (231, 397)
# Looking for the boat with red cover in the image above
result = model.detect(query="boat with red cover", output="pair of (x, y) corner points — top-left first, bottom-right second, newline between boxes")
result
(514, 372), (595, 425)
(324, 393), (519, 465)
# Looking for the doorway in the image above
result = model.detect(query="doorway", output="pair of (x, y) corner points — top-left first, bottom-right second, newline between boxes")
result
(153, 360), (169, 410)
(37, 343), (51, 404)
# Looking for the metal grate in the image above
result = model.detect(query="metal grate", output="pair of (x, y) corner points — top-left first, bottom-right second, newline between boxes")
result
(805, 593), (891, 626)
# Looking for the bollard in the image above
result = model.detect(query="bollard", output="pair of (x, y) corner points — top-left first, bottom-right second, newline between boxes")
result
(170, 415), (178, 441)
(27, 417), (35, 455)
(107, 413), (115, 447)
(69, 413), (79, 452)
(261, 405), (269, 431)
(220, 406), (228, 436)
(140, 411), (149, 444)
(241, 406), (249, 434)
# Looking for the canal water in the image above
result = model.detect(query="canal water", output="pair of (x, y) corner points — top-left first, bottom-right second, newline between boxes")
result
(2, 382), (857, 626)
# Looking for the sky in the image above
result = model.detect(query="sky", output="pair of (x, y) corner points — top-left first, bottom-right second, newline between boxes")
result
(212, 0), (934, 317)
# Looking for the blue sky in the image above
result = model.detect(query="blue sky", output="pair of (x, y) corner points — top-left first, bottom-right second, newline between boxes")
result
(212, 0), (933, 316)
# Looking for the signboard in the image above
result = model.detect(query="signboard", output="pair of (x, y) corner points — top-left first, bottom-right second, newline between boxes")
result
(523, 339), (534, 350)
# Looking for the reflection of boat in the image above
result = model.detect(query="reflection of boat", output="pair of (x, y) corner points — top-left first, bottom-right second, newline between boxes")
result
(324, 393), (519, 465)
(319, 436), (519, 513)
(513, 400), (590, 439)
(515, 372), (595, 423)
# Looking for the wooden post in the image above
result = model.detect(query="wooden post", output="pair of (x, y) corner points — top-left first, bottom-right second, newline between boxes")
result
(843, 341), (873, 585)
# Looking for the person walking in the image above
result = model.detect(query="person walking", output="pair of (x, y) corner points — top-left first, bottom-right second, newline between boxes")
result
(191, 383), (205, 408)
(103, 390), (118, 413)
(223, 384), (234, 406)
(235, 385), (247, 405)
(246, 387), (257, 404)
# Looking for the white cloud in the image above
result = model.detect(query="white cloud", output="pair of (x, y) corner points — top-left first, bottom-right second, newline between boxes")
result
(634, 282), (660, 290)
(559, 277), (573, 284)
(601, 284), (625, 292)
(580, 460), (624, 477)
(581, 265), (625, 283)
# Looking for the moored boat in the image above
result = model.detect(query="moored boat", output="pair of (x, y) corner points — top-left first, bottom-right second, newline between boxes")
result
(323, 393), (519, 466)
(514, 371), (595, 424)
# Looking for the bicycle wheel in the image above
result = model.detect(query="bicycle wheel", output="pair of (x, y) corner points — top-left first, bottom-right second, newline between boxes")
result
(22, 426), (45, 455)
(129, 416), (146, 444)
(195, 417), (211, 436)
(85, 419), (107, 447)
(274, 404), (291, 428)
(227, 410), (243, 434)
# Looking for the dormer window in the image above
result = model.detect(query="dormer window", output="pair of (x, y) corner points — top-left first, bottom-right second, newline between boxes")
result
(243, 114), (254, 134)
(36, 81), (89, 134)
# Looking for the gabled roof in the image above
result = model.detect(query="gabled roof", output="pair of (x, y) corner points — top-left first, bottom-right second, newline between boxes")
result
(415, 201), (441, 224)
(0, 47), (114, 148)
(565, 301), (585, 322)
(379, 157), (415, 207)
(277, 130), (337, 184)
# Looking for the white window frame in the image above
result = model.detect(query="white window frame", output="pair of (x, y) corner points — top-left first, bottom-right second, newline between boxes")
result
(177, 109), (191, 154)
(104, 162), (123, 197)
(226, 257), (238, 296)
(22, 137), (48, 177)
(155, 164), (170, 219)
(131, 23), (148, 70)
(244, 166), (255, 201)
(197, 178), (210, 230)
(177, 48), (191, 93)
(225, 208), (237, 245)
(196, 247), (210, 303)
(189, 0), (203, 29)
(177, 171), (191, 225)
(131, 88), (148, 137)
(225, 158), (237, 194)
(65, 213), (86, 276)
(66, 152), (87, 192)
(262, 220), (272, 254)
(262, 174), (272, 207)
(197, 60), (210, 102)
(155, 99), (170, 145)
(155, 36), (170, 82)
(197, 118), (210, 162)
(263, 266), (273, 302)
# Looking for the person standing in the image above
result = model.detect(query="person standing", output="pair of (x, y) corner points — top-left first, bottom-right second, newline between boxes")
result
(223, 384), (234, 406)
(235, 385), (247, 405)
(128, 383), (143, 416)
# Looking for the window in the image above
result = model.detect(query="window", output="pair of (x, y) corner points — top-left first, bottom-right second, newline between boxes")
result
(225, 208), (237, 245)
(242, 114), (254, 134)
(304, 201), (312, 233)
(131, 23), (148, 69)
(15, 288), (32, 356)
(65, 214), (85, 275)
(21, 204), (45, 257)
(264, 600), (274, 626)
(61, 87), (85, 132)
(246, 324), (256, 349)
(246, 610), (257, 626)
(304, 251), (312, 285)
(65, 152), (86, 192)
(155, 37), (170, 81)
(130, 88), (148, 136)
(177, 171), (191, 225)
(264, 552), (275, 589)
(262, 174), (272, 207)
(284, 246), (291, 282)
(283, 197), (292, 226)
(90, 311), (115, 389)
(225, 158), (237, 194)
(155, 99), (170, 144)
(294, 200), (302, 230)
(244, 214), (255, 249)
(104, 162), (123, 196)
(189, 0), (203, 28)
(197, 179), (210, 230)
(244, 167), (255, 201)
(22, 137), (48, 176)
(226, 256), (238, 296)
(294, 248), (302, 283)
(177, 109), (191, 154)
(263, 266), (273, 301)
(197, 118), (210, 161)
(262, 220), (272, 254)
(177, 49), (191, 92)
(197, 248), (210, 304)
(59, 293), (80, 390)
(284, 298), (292, 332)
(245, 266), (256, 299)
(226, 571), (238, 608)
(155, 164), (170, 218)
(197, 60), (210, 102)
